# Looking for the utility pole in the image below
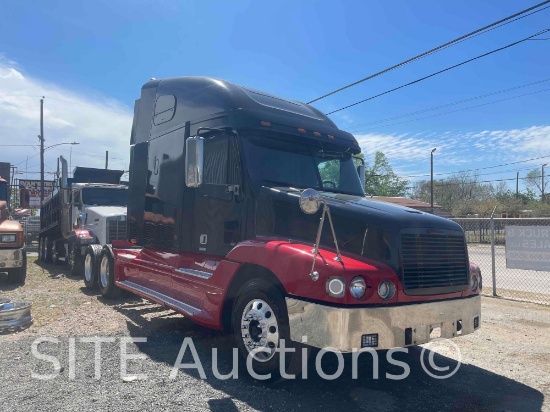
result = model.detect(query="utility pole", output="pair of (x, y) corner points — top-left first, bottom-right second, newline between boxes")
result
(543, 163), (547, 202)
(516, 172), (519, 199)
(39, 97), (45, 208)
(105, 151), (109, 169)
(430, 148), (436, 214)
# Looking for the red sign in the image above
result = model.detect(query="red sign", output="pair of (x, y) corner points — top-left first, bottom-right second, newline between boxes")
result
(18, 179), (55, 208)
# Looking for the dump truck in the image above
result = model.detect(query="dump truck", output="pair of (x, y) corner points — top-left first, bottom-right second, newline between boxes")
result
(39, 157), (128, 281)
(0, 176), (26, 284)
(91, 77), (481, 379)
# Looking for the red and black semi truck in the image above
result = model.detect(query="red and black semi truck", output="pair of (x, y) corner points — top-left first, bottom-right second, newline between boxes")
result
(91, 77), (481, 377)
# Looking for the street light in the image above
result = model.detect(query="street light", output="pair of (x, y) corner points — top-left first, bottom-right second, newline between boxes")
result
(543, 163), (548, 202)
(431, 148), (437, 214)
(38, 137), (79, 207)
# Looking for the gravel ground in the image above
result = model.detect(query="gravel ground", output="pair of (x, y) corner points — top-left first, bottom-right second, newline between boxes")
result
(0, 257), (549, 411)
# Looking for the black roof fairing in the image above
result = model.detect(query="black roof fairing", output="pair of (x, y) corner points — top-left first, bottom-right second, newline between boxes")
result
(134, 76), (361, 154)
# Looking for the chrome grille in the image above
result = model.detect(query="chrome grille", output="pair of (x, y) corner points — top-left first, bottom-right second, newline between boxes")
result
(401, 233), (468, 293)
(107, 219), (127, 243)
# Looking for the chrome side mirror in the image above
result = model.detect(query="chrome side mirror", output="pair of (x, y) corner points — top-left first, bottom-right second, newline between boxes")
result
(185, 136), (204, 187)
(299, 188), (321, 214)
(78, 213), (87, 229)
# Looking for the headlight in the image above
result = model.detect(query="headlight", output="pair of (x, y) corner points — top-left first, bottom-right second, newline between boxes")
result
(470, 275), (479, 292)
(326, 277), (345, 298)
(378, 280), (396, 300)
(349, 277), (366, 299)
(0, 234), (17, 243)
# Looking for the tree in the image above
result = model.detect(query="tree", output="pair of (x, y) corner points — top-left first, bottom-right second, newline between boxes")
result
(363, 152), (409, 197)
(525, 168), (548, 201)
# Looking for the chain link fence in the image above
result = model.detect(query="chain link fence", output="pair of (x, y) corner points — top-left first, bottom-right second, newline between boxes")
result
(20, 216), (40, 253)
(453, 217), (550, 305)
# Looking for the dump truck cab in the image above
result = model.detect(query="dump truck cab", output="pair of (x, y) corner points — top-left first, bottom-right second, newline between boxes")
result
(39, 159), (128, 278)
(0, 176), (26, 284)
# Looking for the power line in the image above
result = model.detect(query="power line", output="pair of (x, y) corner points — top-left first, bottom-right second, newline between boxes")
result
(403, 154), (550, 178)
(347, 78), (550, 131)
(351, 87), (550, 132)
(325, 29), (549, 115)
(307, 1), (550, 103)
(406, 164), (536, 180)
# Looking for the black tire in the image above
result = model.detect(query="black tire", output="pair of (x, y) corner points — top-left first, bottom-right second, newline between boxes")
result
(7, 250), (27, 285)
(83, 244), (102, 290)
(68, 243), (83, 276)
(38, 237), (46, 262)
(231, 279), (304, 381)
(44, 237), (52, 263)
(98, 248), (122, 299)
(51, 241), (61, 265)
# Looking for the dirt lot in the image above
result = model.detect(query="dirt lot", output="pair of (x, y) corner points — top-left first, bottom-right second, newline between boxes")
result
(0, 256), (549, 411)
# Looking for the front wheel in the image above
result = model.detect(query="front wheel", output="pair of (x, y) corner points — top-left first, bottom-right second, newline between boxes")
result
(232, 279), (304, 381)
(83, 244), (102, 290)
(98, 248), (121, 299)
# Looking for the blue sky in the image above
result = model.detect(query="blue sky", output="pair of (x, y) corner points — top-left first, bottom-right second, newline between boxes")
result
(0, 0), (549, 190)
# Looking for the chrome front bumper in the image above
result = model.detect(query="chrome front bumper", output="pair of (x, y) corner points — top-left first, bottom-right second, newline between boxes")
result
(286, 295), (481, 352)
(0, 248), (24, 269)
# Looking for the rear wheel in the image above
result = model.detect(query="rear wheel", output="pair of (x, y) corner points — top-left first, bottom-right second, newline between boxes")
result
(44, 237), (52, 263)
(38, 237), (46, 262)
(231, 279), (304, 381)
(7, 251), (27, 285)
(98, 248), (121, 299)
(51, 240), (61, 265)
(83, 244), (102, 290)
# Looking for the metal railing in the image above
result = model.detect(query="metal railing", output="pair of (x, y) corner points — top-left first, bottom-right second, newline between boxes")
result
(453, 217), (550, 305)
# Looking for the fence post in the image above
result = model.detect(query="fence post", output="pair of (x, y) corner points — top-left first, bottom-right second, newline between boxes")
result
(490, 207), (497, 297)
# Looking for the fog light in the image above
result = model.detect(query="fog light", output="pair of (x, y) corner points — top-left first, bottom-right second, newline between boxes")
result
(349, 277), (366, 299)
(326, 277), (345, 298)
(474, 316), (480, 329)
(361, 333), (379, 348)
(377, 280), (395, 300)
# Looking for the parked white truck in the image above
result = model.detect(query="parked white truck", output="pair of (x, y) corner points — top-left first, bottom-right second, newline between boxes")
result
(39, 156), (128, 285)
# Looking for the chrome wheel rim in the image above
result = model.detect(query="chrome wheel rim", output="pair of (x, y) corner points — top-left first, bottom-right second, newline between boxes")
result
(84, 253), (92, 282)
(240, 299), (279, 362)
(99, 255), (109, 288)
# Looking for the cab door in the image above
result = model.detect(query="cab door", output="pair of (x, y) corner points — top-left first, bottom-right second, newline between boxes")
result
(171, 134), (243, 309)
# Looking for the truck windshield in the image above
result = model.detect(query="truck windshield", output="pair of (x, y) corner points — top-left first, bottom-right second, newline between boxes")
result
(241, 132), (365, 196)
(82, 188), (128, 206)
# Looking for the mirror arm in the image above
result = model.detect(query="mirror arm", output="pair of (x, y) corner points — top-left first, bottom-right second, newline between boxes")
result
(325, 204), (342, 262)
(310, 204), (327, 281)
(309, 201), (342, 281)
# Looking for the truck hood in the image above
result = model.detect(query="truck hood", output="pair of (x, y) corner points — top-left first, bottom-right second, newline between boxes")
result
(256, 186), (465, 273)
(85, 205), (127, 218)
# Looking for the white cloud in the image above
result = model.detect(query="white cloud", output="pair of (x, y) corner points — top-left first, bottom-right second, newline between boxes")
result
(356, 125), (550, 179)
(0, 58), (133, 182)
